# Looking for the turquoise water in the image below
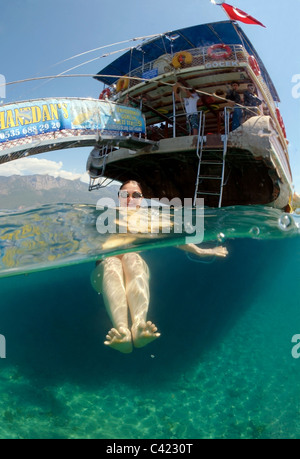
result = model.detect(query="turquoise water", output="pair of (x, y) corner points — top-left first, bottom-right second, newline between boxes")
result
(0, 204), (299, 439)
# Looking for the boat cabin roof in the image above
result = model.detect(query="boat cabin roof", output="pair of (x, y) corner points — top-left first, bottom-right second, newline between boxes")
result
(94, 21), (279, 102)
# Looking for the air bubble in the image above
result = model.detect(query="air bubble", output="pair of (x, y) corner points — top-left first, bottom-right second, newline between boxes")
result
(249, 226), (260, 237)
(278, 214), (293, 231)
(217, 232), (225, 242)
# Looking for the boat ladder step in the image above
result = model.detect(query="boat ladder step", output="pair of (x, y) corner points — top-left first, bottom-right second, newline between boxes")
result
(203, 148), (224, 152)
(198, 175), (222, 180)
(196, 191), (221, 196)
(200, 160), (223, 165)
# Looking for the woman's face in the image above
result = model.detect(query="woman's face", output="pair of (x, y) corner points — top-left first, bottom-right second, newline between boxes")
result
(118, 182), (143, 208)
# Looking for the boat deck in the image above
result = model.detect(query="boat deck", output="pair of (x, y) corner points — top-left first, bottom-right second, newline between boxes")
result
(89, 22), (293, 210)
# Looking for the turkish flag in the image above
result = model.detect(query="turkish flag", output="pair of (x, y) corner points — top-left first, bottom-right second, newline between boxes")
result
(222, 3), (266, 27)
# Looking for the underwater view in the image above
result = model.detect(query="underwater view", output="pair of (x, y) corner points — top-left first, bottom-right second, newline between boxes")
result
(0, 203), (299, 439)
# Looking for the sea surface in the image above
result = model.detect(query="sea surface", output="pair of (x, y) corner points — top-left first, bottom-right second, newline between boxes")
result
(0, 203), (299, 439)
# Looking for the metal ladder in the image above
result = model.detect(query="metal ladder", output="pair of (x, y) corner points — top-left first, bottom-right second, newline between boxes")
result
(88, 143), (112, 191)
(193, 107), (230, 208)
(87, 134), (159, 191)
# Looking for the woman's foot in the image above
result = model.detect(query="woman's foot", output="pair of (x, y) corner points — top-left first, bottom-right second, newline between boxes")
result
(104, 327), (133, 353)
(132, 321), (160, 348)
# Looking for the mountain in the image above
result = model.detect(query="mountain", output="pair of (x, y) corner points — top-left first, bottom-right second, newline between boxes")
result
(0, 175), (119, 210)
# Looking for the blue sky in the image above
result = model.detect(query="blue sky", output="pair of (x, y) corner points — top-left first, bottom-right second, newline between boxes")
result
(0, 0), (299, 192)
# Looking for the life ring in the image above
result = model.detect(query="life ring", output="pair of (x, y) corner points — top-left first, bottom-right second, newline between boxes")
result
(172, 51), (193, 69)
(99, 88), (111, 100)
(207, 44), (232, 60)
(116, 78), (129, 93)
(275, 108), (287, 138)
(248, 55), (261, 76)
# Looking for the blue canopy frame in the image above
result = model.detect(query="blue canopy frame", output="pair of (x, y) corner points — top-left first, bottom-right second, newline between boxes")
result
(94, 21), (279, 102)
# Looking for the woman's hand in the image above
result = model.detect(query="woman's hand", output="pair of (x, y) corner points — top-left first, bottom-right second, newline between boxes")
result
(178, 243), (228, 258)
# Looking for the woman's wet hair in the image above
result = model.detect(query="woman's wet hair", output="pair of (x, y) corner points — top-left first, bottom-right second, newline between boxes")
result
(119, 180), (142, 192)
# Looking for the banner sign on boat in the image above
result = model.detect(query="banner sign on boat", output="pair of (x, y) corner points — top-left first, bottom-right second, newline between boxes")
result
(0, 98), (146, 144)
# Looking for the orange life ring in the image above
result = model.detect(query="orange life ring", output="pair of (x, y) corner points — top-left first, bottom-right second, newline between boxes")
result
(248, 55), (261, 76)
(116, 78), (129, 93)
(99, 88), (111, 100)
(207, 44), (232, 60)
(275, 108), (287, 138)
(172, 51), (193, 69)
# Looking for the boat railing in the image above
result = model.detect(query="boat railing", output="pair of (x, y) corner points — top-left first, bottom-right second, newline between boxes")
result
(108, 43), (288, 155)
(150, 106), (229, 140)
(127, 44), (248, 85)
(147, 104), (265, 140)
(114, 43), (280, 129)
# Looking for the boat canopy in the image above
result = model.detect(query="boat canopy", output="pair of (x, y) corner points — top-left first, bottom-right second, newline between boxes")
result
(94, 21), (279, 102)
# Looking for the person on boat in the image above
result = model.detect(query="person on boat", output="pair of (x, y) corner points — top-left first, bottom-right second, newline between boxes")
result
(226, 81), (243, 131)
(243, 83), (262, 120)
(173, 80), (202, 135)
(92, 180), (228, 354)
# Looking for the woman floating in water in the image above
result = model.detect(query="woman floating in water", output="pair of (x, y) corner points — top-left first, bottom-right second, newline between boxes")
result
(92, 180), (228, 353)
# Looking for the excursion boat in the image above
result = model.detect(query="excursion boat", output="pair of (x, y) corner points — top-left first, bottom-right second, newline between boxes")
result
(87, 21), (294, 211)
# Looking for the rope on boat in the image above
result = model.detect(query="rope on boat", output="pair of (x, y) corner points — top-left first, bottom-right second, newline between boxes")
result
(15, 33), (166, 96)
(1, 72), (251, 114)
(0, 73), (228, 102)
(50, 33), (162, 68)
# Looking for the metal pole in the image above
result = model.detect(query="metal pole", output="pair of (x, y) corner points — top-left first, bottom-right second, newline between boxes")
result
(172, 91), (176, 138)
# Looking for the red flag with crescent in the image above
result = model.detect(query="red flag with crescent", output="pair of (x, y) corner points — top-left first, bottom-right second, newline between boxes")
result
(221, 3), (266, 27)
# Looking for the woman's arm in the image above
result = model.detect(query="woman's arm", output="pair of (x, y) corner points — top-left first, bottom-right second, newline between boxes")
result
(177, 243), (228, 258)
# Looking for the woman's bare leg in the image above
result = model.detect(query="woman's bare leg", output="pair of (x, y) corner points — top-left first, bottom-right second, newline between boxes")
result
(96, 257), (132, 353)
(122, 253), (160, 348)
